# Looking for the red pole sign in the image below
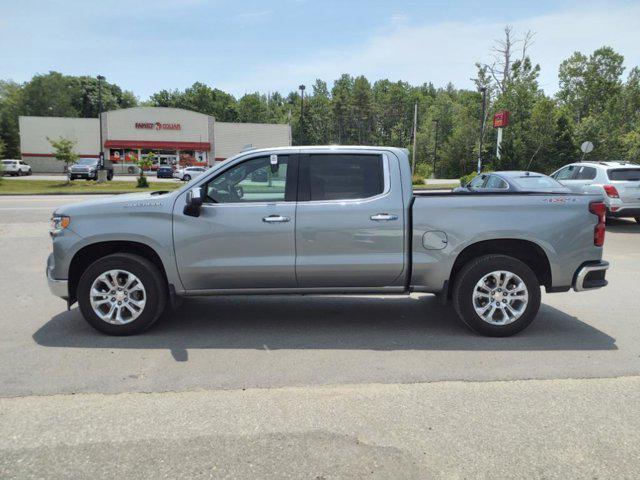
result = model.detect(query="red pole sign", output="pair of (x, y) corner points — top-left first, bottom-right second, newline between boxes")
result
(493, 110), (510, 128)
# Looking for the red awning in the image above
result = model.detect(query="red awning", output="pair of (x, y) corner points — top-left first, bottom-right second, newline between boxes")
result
(104, 140), (210, 151)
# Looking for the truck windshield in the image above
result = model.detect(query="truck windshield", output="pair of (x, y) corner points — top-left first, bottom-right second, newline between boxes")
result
(607, 168), (640, 181)
(77, 158), (97, 166)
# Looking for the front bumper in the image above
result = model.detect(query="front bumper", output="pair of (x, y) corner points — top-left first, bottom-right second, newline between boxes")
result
(47, 255), (68, 299)
(573, 260), (609, 292)
(69, 171), (96, 178)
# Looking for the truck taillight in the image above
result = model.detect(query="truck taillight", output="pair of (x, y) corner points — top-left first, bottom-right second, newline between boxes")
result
(603, 185), (619, 198)
(589, 201), (606, 247)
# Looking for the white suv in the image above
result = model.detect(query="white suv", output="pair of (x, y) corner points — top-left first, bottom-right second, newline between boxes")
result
(175, 166), (206, 181)
(1, 159), (32, 176)
(551, 161), (640, 223)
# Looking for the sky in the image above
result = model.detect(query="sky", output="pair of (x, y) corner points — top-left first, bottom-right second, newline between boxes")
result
(1, 0), (640, 100)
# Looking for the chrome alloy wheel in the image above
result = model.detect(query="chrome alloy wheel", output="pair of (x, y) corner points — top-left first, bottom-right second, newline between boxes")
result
(472, 270), (529, 325)
(89, 269), (146, 325)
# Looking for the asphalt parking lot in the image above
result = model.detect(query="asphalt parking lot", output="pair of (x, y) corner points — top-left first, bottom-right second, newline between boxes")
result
(1, 194), (640, 478)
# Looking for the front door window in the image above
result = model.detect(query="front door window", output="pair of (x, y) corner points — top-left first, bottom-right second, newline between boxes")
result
(205, 156), (290, 203)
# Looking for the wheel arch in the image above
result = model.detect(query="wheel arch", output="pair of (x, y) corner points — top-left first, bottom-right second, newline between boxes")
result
(68, 240), (168, 305)
(447, 239), (552, 298)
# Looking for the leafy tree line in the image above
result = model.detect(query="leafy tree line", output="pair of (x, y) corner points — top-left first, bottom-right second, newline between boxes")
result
(0, 72), (136, 159)
(1, 31), (638, 178)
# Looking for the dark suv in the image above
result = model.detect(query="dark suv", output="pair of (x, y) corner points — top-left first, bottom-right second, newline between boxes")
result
(69, 158), (114, 181)
(156, 166), (174, 178)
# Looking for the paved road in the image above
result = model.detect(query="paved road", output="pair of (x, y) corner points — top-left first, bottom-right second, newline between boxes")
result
(1, 194), (639, 478)
(4, 173), (178, 182)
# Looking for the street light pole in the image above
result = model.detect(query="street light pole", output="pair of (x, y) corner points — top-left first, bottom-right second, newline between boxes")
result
(411, 102), (418, 175)
(432, 119), (439, 179)
(298, 84), (306, 145)
(96, 75), (106, 183)
(477, 87), (487, 175)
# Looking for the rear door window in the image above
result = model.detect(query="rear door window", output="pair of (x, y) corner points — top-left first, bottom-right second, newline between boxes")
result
(607, 168), (640, 181)
(485, 175), (508, 189)
(301, 154), (384, 201)
(575, 166), (597, 180)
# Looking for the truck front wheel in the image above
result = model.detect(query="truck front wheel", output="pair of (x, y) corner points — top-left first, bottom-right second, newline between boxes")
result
(77, 253), (167, 335)
(452, 254), (541, 337)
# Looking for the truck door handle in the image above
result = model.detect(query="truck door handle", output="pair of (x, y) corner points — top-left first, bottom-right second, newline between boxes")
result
(370, 213), (398, 221)
(262, 215), (290, 223)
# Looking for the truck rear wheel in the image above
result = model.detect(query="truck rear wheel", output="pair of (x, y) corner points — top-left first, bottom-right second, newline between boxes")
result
(452, 254), (541, 337)
(77, 253), (166, 335)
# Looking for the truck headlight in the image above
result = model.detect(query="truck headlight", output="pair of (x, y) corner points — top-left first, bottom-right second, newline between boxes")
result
(50, 214), (70, 235)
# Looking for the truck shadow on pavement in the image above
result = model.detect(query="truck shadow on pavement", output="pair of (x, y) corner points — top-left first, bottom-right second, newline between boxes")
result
(606, 218), (640, 233)
(34, 295), (616, 361)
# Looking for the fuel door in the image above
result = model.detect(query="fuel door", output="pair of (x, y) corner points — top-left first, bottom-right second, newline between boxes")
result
(422, 231), (448, 250)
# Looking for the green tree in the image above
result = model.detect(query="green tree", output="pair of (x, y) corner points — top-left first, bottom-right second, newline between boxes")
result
(332, 74), (355, 143)
(621, 128), (640, 162)
(136, 151), (154, 188)
(48, 137), (78, 183)
(0, 80), (23, 158)
(352, 76), (374, 144)
(149, 82), (238, 121)
(548, 112), (576, 171)
(306, 79), (333, 144)
(558, 47), (625, 121)
(237, 93), (269, 123)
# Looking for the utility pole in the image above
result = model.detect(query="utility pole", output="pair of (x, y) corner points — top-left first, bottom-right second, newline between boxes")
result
(477, 87), (487, 175)
(96, 75), (106, 183)
(432, 119), (439, 179)
(411, 102), (418, 174)
(298, 84), (305, 145)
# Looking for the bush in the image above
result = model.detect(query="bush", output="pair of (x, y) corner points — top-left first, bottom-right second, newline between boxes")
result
(414, 162), (432, 179)
(412, 174), (425, 185)
(136, 176), (149, 188)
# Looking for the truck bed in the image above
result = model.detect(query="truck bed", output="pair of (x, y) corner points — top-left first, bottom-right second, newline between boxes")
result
(409, 191), (603, 292)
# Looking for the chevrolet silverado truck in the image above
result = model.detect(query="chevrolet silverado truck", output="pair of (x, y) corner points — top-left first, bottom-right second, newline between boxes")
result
(47, 146), (609, 337)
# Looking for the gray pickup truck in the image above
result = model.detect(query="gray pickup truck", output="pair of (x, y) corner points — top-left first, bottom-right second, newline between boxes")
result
(47, 146), (609, 337)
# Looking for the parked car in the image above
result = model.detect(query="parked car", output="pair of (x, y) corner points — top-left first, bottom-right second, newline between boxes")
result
(1, 159), (32, 176)
(47, 146), (609, 337)
(454, 171), (570, 193)
(551, 161), (640, 223)
(175, 166), (206, 181)
(156, 166), (174, 179)
(69, 158), (114, 181)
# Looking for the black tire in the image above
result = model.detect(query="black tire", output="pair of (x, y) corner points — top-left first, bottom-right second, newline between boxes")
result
(27, 169), (32, 176)
(183, 174), (191, 181)
(452, 254), (541, 337)
(77, 253), (167, 335)
(70, 175), (76, 181)
(107, 170), (114, 181)
(635, 217), (640, 224)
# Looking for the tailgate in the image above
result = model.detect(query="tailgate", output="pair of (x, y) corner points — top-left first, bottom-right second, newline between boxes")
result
(608, 168), (640, 203)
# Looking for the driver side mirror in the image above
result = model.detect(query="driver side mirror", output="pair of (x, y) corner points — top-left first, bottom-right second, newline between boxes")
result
(270, 154), (279, 174)
(184, 187), (204, 217)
